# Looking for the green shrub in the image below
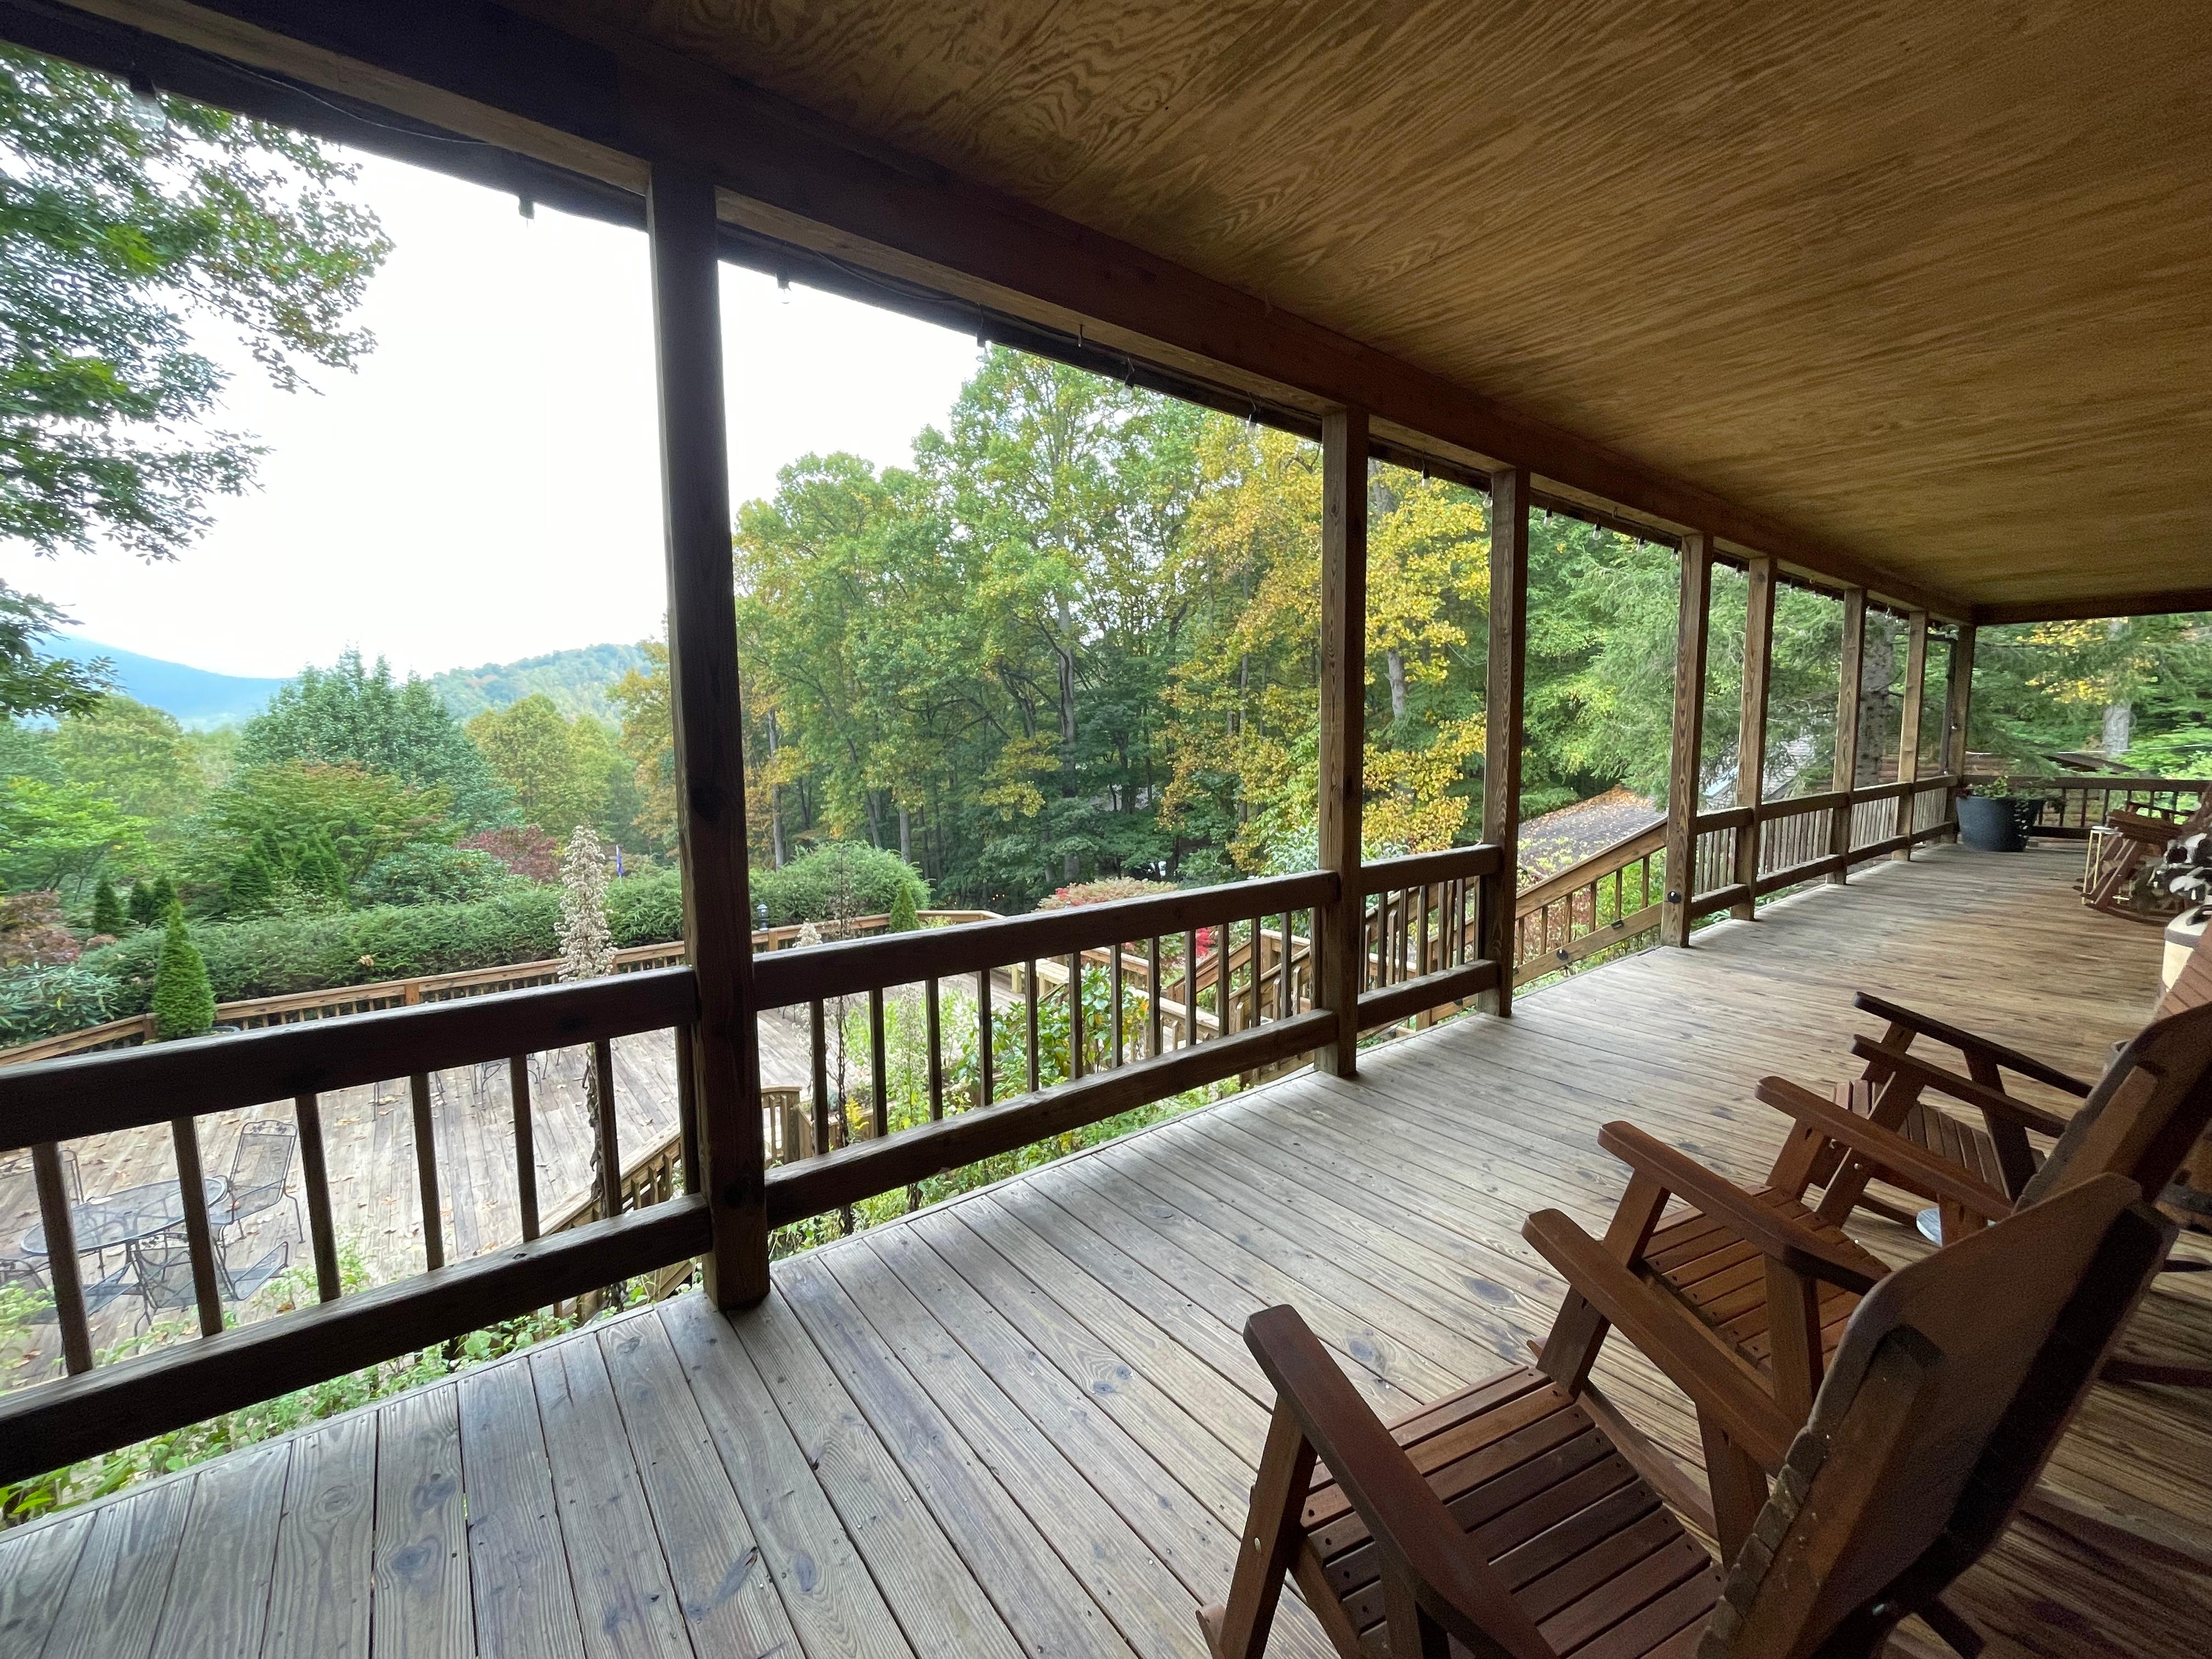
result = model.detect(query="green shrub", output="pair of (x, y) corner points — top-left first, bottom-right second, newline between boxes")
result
(356, 845), (511, 907)
(0, 965), (116, 1043)
(89, 877), (123, 936)
(126, 879), (161, 929)
(151, 912), (215, 1039)
(752, 843), (926, 927)
(887, 881), (919, 932)
(607, 868), (684, 946)
(225, 848), (276, 916)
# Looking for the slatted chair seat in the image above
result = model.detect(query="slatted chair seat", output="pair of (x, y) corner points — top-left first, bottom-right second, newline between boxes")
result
(1259, 1365), (1722, 1659)
(1640, 1194), (1881, 1380)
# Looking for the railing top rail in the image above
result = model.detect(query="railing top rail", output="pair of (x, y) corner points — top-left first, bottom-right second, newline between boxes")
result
(754, 870), (1336, 1009)
(1514, 820), (1666, 913)
(1965, 773), (2210, 791)
(1356, 842), (1503, 894)
(0, 967), (699, 1152)
(1692, 804), (1757, 833)
(1760, 788), (1850, 817)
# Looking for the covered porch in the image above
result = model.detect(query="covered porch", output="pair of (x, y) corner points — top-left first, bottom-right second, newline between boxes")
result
(5, 844), (2204, 1659)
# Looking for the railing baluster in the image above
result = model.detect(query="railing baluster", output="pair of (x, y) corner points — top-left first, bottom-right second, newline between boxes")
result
(1184, 929), (1200, 1046)
(32, 1141), (91, 1374)
(409, 1072), (443, 1271)
(295, 1092), (344, 1294)
(1279, 911), (1294, 1018)
(1109, 943), (1124, 1068)
(976, 971), (993, 1107)
(170, 1117), (224, 1336)
(1067, 951), (1084, 1079)
(1415, 887), (1431, 980)
(926, 977), (944, 1121)
(810, 999), (831, 1153)
(506, 1060), (541, 1241)
(1217, 919), (1233, 1032)
(1024, 961), (1041, 1090)
(1146, 936), (1163, 1057)
(673, 1027), (700, 1195)
(868, 988), (888, 1138)
(1248, 916), (1263, 1029)
(592, 1037), (620, 1220)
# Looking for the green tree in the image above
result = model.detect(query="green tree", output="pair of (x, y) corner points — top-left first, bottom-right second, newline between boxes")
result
(0, 776), (149, 896)
(608, 640), (676, 851)
(0, 585), (111, 719)
(466, 695), (610, 838)
(50, 695), (207, 830)
(149, 906), (215, 1039)
(191, 760), (450, 894)
(90, 874), (123, 934)
(887, 879), (920, 933)
(239, 652), (509, 828)
(0, 46), (387, 560)
(225, 845), (276, 916)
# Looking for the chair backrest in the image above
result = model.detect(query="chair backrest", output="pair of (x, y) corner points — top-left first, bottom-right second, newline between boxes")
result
(225, 1121), (297, 1212)
(2019, 1000), (2212, 1208)
(0, 1160), (36, 1260)
(1702, 1173), (2172, 1659)
(134, 1234), (202, 1314)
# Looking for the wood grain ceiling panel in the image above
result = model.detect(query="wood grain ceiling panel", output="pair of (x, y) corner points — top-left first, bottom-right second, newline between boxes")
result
(593, 0), (2212, 609)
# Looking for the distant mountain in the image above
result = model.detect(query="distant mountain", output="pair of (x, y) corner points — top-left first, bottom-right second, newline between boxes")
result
(41, 637), (648, 730)
(45, 635), (287, 730)
(427, 643), (648, 724)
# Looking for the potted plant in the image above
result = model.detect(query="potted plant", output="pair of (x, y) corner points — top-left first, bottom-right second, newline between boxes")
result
(1958, 771), (2043, 852)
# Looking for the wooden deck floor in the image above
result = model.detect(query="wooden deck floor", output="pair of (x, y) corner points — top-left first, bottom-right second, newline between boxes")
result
(6, 843), (2209, 1659)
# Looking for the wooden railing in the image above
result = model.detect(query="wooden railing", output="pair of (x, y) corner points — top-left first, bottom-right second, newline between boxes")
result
(0, 970), (707, 1483)
(1506, 776), (1962, 986)
(1510, 822), (1667, 986)
(0, 910), (996, 1068)
(1963, 774), (2210, 840)
(753, 851), (1505, 1228)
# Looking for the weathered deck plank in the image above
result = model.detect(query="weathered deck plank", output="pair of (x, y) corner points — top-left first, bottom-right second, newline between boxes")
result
(3, 845), (2206, 1659)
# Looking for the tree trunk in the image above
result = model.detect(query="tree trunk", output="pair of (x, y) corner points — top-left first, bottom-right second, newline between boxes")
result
(2104, 699), (2133, 760)
(1855, 627), (1894, 786)
(898, 804), (911, 863)
(764, 713), (786, 868)
(1386, 647), (1408, 723)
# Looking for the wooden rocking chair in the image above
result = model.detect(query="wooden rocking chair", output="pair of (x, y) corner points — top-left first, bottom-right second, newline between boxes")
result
(1522, 997), (2212, 1568)
(2085, 797), (2212, 919)
(1201, 1174), (2169, 1659)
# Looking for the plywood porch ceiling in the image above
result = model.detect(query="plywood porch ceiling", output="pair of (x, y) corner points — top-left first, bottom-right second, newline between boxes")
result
(587, 0), (2210, 611)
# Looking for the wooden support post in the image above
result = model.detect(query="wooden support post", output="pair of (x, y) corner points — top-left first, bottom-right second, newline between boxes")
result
(1660, 533), (1713, 946)
(1314, 407), (1368, 1076)
(1945, 623), (1977, 837)
(648, 162), (765, 1308)
(1828, 586), (1867, 883)
(1480, 466), (1530, 1013)
(1893, 608), (1929, 860)
(1731, 555), (1776, 918)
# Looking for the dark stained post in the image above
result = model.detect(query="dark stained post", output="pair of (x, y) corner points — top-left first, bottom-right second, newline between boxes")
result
(1480, 466), (1530, 1012)
(1660, 533), (1713, 946)
(1315, 407), (1368, 1076)
(1731, 555), (1776, 918)
(648, 162), (766, 1308)
(1828, 586), (1867, 883)
(1944, 623), (1977, 837)
(1892, 608), (1929, 860)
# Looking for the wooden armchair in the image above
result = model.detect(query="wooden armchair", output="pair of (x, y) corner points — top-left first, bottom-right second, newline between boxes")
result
(1527, 998), (2212, 1563)
(2086, 798), (2212, 918)
(1201, 1175), (2170, 1659)
(1785, 991), (2090, 1234)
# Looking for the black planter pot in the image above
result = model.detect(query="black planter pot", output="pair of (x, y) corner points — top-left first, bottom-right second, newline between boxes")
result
(1959, 793), (2039, 852)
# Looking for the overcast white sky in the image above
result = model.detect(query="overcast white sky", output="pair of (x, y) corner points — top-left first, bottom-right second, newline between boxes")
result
(0, 150), (984, 679)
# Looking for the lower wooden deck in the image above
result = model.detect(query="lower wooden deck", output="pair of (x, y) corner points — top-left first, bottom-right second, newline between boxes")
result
(5, 844), (2209, 1659)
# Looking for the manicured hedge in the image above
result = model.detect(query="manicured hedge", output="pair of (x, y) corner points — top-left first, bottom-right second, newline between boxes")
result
(67, 845), (928, 1018)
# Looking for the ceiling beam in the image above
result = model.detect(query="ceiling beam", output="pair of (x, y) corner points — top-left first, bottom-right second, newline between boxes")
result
(1974, 589), (2212, 626)
(60, 0), (1969, 616)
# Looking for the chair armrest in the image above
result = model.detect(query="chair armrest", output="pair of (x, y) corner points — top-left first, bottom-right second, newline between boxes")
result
(1242, 1306), (1556, 1659)
(1847, 1036), (2074, 1138)
(1595, 1122), (1880, 1295)
(1757, 1076), (2014, 1221)
(1523, 1211), (1797, 1472)
(1852, 992), (2093, 1097)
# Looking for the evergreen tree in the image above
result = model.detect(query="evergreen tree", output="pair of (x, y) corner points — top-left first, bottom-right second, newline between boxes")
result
(226, 847), (275, 916)
(127, 877), (159, 929)
(887, 878), (920, 933)
(150, 906), (216, 1039)
(150, 873), (178, 917)
(90, 874), (123, 934)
